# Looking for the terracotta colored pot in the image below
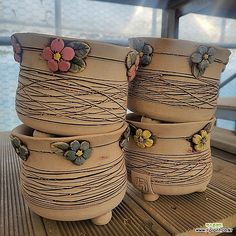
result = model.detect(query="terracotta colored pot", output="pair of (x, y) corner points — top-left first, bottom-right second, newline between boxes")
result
(10, 123), (128, 225)
(12, 33), (132, 136)
(128, 37), (231, 122)
(125, 113), (215, 202)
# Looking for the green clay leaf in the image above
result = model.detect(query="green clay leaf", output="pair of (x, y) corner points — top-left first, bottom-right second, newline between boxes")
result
(80, 141), (90, 151)
(124, 126), (131, 139)
(126, 51), (137, 69)
(51, 142), (69, 154)
(74, 157), (86, 165)
(204, 122), (214, 133)
(70, 57), (86, 72)
(65, 150), (77, 161)
(126, 53), (133, 69)
(10, 135), (21, 149)
(69, 42), (90, 58)
(18, 146), (29, 161)
(70, 140), (80, 151)
(69, 63), (79, 73)
(129, 124), (137, 136)
(119, 138), (127, 148)
(192, 64), (205, 79)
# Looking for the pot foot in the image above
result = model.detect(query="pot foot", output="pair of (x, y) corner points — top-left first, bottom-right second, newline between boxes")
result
(91, 211), (112, 225)
(143, 193), (159, 202)
(197, 187), (207, 193)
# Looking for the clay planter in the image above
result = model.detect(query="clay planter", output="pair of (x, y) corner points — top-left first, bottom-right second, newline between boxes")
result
(128, 37), (231, 122)
(10, 123), (128, 225)
(12, 33), (132, 136)
(125, 113), (215, 202)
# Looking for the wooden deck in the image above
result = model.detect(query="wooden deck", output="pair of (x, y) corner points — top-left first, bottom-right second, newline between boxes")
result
(0, 132), (236, 236)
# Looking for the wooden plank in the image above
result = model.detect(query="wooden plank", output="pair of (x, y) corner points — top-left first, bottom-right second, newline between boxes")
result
(1, 130), (236, 236)
(41, 194), (170, 236)
(0, 133), (47, 236)
(212, 147), (236, 164)
(128, 183), (236, 236)
(212, 156), (236, 182)
(217, 97), (236, 111)
(0, 132), (170, 236)
(211, 127), (236, 155)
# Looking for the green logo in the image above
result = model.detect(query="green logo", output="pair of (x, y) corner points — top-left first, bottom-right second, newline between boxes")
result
(205, 223), (223, 229)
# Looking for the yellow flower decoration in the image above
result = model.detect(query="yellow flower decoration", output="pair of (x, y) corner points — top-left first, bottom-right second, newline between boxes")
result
(192, 130), (209, 151)
(133, 128), (154, 148)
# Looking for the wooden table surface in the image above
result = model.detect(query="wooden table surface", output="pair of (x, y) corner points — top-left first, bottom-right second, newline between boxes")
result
(0, 132), (236, 236)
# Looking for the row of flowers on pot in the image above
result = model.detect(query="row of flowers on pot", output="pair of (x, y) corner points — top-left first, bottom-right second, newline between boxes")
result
(10, 122), (212, 165)
(12, 35), (218, 80)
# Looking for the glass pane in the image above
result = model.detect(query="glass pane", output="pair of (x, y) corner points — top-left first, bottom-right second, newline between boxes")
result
(179, 13), (236, 44)
(61, 0), (162, 40)
(220, 49), (236, 97)
(0, 46), (21, 131)
(217, 119), (235, 131)
(0, 0), (55, 36)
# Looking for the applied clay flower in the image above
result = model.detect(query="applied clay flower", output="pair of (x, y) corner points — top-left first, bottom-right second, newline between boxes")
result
(51, 140), (91, 165)
(126, 51), (140, 81)
(42, 38), (75, 72)
(192, 130), (209, 151)
(129, 39), (153, 67)
(11, 35), (22, 63)
(191, 45), (216, 78)
(10, 135), (29, 161)
(133, 128), (154, 148)
(119, 126), (131, 148)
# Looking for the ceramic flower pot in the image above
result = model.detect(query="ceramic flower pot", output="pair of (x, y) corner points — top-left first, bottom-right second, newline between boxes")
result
(125, 113), (215, 202)
(10, 123), (129, 225)
(11, 33), (134, 136)
(128, 37), (231, 122)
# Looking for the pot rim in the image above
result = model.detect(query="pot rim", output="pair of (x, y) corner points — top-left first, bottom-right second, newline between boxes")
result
(128, 36), (231, 55)
(126, 113), (215, 127)
(11, 123), (127, 142)
(13, 32), (132, 54)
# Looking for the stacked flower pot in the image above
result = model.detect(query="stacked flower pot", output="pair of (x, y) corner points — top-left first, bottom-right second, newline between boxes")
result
(10, 33), (133, 225)
(125, 37), (231, 201)
(9, 33), (231, 224)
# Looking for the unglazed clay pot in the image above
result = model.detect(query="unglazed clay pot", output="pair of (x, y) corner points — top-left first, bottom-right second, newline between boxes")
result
(10, 123), (128, 225)
(128, 37), (231, 122)
(125, 113), (215, 202)
(12, 33), (133, 136)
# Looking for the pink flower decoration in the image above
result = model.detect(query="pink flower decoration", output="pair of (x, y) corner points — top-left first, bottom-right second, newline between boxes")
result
(42, 38), (75, 72)
(11, 35), (22, 63)
(128, 55), (140, 81)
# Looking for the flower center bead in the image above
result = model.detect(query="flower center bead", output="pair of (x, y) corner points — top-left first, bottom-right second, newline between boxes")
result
(139, 137), (144, 142)
(53, 52), (61, 61)
(203, 54), (209, 60)
(201, 137), (207, 144)
(76, 149), (83, 157)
